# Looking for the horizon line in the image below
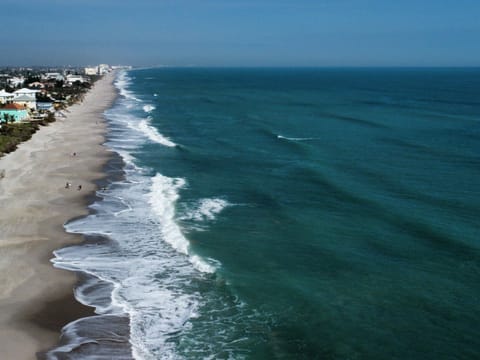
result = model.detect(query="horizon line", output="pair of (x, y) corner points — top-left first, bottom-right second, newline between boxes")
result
(1, 64), (479, 70)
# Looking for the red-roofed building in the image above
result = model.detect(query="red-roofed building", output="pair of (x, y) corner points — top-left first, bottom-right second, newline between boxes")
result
(0, 103), (29, 122)
(3, 103), (26, 110)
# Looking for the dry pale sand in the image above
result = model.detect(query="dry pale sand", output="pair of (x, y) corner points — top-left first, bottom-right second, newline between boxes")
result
(0, 72), (118, 359)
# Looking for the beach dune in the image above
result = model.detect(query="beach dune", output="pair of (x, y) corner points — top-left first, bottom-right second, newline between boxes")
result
(0, 73), (117, 359)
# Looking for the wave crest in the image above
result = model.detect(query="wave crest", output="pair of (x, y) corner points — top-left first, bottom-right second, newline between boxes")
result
(149, 174), (217, 273)
(181, 198), (230, 222)
(143, 104), (156, 113)
(138, 119), (176, 147)
(277, 134), (317, 141)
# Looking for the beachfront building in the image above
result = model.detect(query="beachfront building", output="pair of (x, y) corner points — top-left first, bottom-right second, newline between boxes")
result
(14, 88), (39, 98)
(42, 73), (65, 82)
(0, 103), (29, 122)
(66, 74), (88, 85)
(85, 67), (98, 75)
(0, 90), (14, 104)
(13, 88), (38, 110)
(13, 95), (37, 110)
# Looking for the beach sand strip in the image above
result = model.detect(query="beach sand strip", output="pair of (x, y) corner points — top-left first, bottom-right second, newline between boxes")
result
(0, 72), (119, 359)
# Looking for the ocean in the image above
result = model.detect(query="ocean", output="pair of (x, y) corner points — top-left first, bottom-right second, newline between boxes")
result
(47, 68), (480, 359)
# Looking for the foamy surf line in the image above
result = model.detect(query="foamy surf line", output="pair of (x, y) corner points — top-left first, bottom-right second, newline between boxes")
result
(48, 70), (229, 359)
(116, 71), (142, 102)
(51, 163), (215, 359)
(149, 173), (219, 273)
(138, 118), (177, 147)
(111, 76), (176, 148)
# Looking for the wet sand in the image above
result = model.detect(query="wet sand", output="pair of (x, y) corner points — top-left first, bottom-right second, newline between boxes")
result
(0, 72), (117, 359)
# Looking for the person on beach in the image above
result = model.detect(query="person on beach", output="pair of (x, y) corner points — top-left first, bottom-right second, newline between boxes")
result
(77, 184), (82, 191)
(65, 182), (71, 189)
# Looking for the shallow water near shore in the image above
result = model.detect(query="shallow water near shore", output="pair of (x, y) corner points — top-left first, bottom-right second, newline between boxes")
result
(50, 68), (480, 359)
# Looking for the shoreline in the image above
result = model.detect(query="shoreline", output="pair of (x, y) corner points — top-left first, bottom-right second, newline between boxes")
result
(0, 72), (120, 359)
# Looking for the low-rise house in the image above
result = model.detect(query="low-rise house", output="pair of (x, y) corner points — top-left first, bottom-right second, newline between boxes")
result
(0, 103), (29, 122)
(14, 88), (39, 98)
(13, 94), (37, 110)
(0, 90), (14, 104)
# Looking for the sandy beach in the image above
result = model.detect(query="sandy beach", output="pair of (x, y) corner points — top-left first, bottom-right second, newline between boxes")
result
(0, 72), (117, 359)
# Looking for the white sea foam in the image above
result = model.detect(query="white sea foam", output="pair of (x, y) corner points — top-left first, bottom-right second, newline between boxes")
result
(149, 174), (189, 254)
(108, 109), (176, 148)
(55, 170), (210, 358)
(113, 72), (176, 149)
(143, 104), (156, 113)
(149, 174), (217, 274)
(116, 149), (136, 167)
(116, 71), (142, 102)
(277, 134), (317, 141)
(181, 198), (230, 222)
(138, 119), (177, 147)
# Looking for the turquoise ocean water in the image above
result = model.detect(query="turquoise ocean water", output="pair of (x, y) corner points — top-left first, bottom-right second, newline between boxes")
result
(49, 68), (480, 359)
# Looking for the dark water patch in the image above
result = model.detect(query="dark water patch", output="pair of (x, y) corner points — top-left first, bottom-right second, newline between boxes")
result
(415, 97), (480, 107)
(265, 322), (329, 360)
(318, 111), (388, 129)
(198, 96), (218, 104)
(282, 100), (322, 111)
(335, 162), (480, 229)
(288, 165), (378, 210)
(364, 95), (480, 109)
(361, 99), (397, 107)
(290, 163), (479, 260)
(386, 215), (479, 259)
(412, 110), (479, 123)
(376, 135), (480, 166)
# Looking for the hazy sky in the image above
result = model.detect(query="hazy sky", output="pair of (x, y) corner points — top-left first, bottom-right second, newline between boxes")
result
(1, 0), (479, 66)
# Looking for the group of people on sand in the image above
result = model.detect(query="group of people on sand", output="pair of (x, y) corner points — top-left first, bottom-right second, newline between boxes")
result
(65, 182), (82, 191)
(65, 151), (81, 190)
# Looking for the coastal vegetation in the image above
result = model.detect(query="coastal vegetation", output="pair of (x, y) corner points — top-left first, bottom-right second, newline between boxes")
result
(0, 113), (55, 156)
(0, 122), (40, 155)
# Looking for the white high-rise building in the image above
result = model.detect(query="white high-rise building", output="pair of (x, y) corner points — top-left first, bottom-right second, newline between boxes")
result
(84, 67), (98, 75)
(98, 64), (111, 75)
